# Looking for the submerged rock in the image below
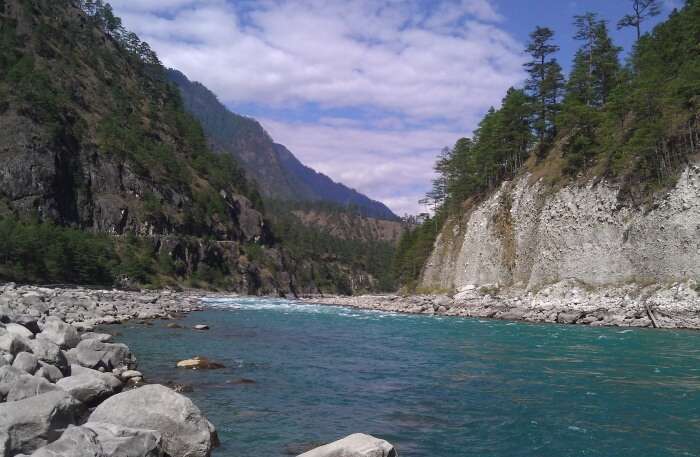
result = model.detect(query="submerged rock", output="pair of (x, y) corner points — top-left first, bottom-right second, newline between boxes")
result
(89, 384), (218, 457)
(193, 324), (210, 330)
(298, 433), (397, 457)
(176, 357), (224, 370)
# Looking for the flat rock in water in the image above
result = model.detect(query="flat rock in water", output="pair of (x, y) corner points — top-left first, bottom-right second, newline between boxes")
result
(0, 390), (85, 456)
(298, 433), (397, 457)
(176, 357), (224, 370)
(193, 324), (209, 330)
(89, 384), (218, 457)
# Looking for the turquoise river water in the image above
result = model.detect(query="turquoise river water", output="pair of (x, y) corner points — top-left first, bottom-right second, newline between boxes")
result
(115, 297), (700, 457)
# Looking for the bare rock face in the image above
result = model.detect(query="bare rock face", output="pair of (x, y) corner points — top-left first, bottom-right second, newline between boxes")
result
(0, 390), (85, 456)
(89, 384), (218, 457)
(298, 434), (397, 457)
(421, 165), (700, 291)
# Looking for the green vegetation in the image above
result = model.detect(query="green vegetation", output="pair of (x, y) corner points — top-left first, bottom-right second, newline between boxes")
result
(266, 203), (397, 293)
(395, 0), (699, 290)
(0, 217), (116, 285)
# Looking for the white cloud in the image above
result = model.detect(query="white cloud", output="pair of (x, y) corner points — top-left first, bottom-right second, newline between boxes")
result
(109, 0), (526, 214)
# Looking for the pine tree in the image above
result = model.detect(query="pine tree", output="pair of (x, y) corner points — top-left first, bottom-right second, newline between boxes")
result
(618, 0), (662, 41)
(524, 26), (564, 155)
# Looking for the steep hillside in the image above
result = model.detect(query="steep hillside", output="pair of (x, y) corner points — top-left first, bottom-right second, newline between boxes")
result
(0, 0), (295, 293)
(167, 69), (398, 221)
(291, 208), (404, 244)
(400, 1), (700, 293)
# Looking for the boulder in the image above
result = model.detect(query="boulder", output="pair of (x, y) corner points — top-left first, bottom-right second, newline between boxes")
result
(4, 323), (34, 340)
(73, 339), (133, 371)
(556, 311), (584, 325)
(89, 384), (218, 457)
(12, 352), (38, 374)
(35, 361), (64, 383)
(0, 391), (85, 456)
(79, 333), (112, 343)
(6, 375), (61, 402)
(38, 317), (80, 349)
(30, 337), (69, 371)
(193, 325), (209, 330)
(0, 332), (32, 356)
(0, 366), (31, 398)
(119, 370), (142, 381)
(298, 434), (397, 457)
(56, 375), (116, 406)
(68, 365), (122, 391)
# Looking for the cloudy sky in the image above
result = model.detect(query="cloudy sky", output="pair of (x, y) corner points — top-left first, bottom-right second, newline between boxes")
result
(109, 0), (676, 215)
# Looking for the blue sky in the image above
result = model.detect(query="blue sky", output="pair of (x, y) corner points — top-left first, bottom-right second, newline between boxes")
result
(109, 0), (678, 215)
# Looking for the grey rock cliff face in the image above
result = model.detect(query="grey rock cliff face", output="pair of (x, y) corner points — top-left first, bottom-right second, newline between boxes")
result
(421, 163), (700, 291)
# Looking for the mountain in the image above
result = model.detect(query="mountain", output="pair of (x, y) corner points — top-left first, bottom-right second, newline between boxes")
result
(0, 0), (299, 294)
(166, 69), (398, 221)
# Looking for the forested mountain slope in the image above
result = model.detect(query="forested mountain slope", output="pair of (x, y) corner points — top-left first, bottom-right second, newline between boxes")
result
(396, 0), (700, 292)
(167, 70), (398, 221)
(0, 0), (297, 293)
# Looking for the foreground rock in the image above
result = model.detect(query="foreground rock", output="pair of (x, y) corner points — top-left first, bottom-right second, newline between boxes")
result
(298, 434), (397, 457)
(0, 390), (85, 456)
(89, 384), (219, 457)
(29, 423), (164, 457)
(304, 279), (700, 329)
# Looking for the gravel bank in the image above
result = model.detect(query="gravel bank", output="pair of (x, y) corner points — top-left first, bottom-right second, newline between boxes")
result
(304, 279), (700, 329)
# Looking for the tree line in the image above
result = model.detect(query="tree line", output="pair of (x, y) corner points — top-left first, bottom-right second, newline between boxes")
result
(395, 0), (700, 289)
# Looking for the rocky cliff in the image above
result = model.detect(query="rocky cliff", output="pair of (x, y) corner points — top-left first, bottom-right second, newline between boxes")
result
(421, 161), (700, 292)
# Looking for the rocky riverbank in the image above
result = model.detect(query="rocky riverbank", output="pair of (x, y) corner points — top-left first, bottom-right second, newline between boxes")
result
(0, 283), (398, 457)
(304, 279), (700, 329)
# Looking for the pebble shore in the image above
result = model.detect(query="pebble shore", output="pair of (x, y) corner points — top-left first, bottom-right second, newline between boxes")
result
(304, 279), (700, 330)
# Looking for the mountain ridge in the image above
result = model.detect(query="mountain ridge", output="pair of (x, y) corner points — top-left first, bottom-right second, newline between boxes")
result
(166, 69), (399, 221)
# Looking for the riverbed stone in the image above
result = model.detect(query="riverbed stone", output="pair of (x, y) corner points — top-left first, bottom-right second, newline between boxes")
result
(11, 352), (38, 374)
(89, 384), (218, 457)
(56, 374), (117, 406)
(0, 332), (32, 356)
(36, 361), (64, 383)
(4, 323), (34, 340)
(68, 365), (123, 391)
(6, 374), (61, 401)
(0, 390), (85, 456)
(38, 317), (80, 349)
(298, 433), (397, 457)
(73, 339), (133, 371)
(30, 336), (69, 371)
(80, 332), (113, 343)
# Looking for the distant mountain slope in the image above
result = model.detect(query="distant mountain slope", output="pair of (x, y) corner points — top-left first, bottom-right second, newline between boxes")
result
(166, 69), (398, 221)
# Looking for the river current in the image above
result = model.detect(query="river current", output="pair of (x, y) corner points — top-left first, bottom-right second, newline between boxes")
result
(115, 297), (700, 456)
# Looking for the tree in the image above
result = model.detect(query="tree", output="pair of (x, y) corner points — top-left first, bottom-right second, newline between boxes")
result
(618, 0), (662, 41)
(524, 26), (564, 154)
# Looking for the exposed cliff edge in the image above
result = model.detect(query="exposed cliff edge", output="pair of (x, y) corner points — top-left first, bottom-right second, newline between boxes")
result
(420, 161), (699, 292)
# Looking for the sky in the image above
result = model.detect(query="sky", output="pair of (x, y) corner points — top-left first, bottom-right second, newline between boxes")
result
(109, 0), (679, 216)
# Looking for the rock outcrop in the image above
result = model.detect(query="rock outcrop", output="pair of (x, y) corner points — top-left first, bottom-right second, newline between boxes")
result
(422, 165), (700, 291)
